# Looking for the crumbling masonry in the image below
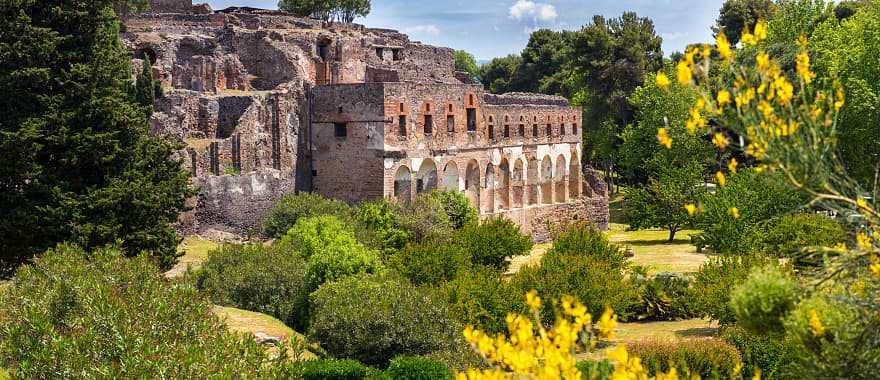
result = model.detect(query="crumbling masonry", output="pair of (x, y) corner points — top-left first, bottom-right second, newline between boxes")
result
(125, 0), (609, 240)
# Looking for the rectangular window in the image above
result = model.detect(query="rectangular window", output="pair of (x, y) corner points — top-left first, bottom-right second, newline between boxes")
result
(518, 124), (525, 137)
(376, 48), (384, 59)
(447, 115), (455, 133)
(466, 108), (477, 131)
(392, 49), (402, 61)
(399, 115), (407, 137)
(504, 125), (510, 138)
(532, 124), (538, 137)
(488, 125), (495, 140)
(334, 122), (347, 138)
(424, 115), (433, 135)
(546, 124), (552, 137)
(572, 123), (578, 135)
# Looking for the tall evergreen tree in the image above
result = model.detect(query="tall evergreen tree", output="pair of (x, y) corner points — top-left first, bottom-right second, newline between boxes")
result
(0, 0), (193, 275)
(135, 56), (156, 107)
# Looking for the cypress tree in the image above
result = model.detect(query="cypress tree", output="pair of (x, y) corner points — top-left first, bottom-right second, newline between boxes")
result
(135, 56), (156, 107)
(0, 0), (193, 275)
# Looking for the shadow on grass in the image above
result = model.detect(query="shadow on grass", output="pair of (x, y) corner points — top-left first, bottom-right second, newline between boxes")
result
(676, 327), (719, 338)
(623, 239), (694, 246)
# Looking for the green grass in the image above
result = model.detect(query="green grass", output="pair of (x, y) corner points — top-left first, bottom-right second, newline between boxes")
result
(213, 306), (317, 361)
(165, 236), (221, 277)
(607, 223), (709, 274)
(613, 318), (718, 344)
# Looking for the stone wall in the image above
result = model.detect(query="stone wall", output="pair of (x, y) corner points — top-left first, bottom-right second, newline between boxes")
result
(190, 170), (295, 231)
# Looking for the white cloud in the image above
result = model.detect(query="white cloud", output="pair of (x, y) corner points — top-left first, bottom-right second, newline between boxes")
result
(403, 24), (441, 36)
(508, 0), (557, 23)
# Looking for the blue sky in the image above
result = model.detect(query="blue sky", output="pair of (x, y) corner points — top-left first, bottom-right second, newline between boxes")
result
(204, 0), (725, 61)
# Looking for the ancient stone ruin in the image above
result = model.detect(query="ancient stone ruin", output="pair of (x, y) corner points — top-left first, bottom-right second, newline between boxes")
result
(125, 0), (609, 240)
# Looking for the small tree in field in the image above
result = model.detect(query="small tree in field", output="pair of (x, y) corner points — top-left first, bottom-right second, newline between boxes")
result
(624, 160), (705, 241)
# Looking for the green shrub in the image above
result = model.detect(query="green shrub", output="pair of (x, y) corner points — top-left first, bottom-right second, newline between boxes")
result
(262, 192), (352, 238)
(513, 225), (638, 324)
(295, 359), (372, 380)
(0, 244), (276, 378)
(308, 274), (462, 367)
(631, 272), (698, 321)
(196, 243), (310, 330)
(384, 356), (453, 380)
(282, 215), (384, 288)
(626, 338), (742, 379)
(455, 217), (533, 270)
(730, 265), (798, 334)
(744, 213), (846, 267)
(576, 359), (613, 380)
(692, 253), (776, 325)
(693, 170), (805, 254)
(388, 240), (470, 285)
(722, 326), (799, 379)
(438, 268), (526, 334)
(356, 199), (410, 254)
(428, 190), (479, 229)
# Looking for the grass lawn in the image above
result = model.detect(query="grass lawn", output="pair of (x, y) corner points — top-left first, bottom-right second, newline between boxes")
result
(165, 236), (220, 278)
(212, 306), (317, 361)
(607, 223), (709, 274)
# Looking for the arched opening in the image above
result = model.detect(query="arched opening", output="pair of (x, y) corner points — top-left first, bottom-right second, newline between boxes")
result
(416, 159), (438, 194)
(135, 47), (158, 65)
(465, 160), (481, 210)
(569, 151), (581, 198)
(512, 159), (524, 208)
(483, 164), (496, 214)
(555, 155), (568, 203)
(540, 156), (553, 204)
(527, 157), (539, 206)
(443, 161), (460, 191)
(498, 158), (510, 210)
(394, 165), (412, 201)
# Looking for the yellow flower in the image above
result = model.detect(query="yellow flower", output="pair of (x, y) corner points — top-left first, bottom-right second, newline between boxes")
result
(775, 76), (794, 104)
(716, 33), (732, 60)
(741, 30), (756, 46)
(857, 232), (872, 250)
(717, 90), (731, 107)
(712, 132), (729, 150)
(870, 254), (880, 277)
(728, 158), (739, 173)
(657, 128), (673, 149)
(684, 203), (697, 217)
(756, 52), (770, 73)
(835, 89), (846, 112)
(754, 20), (768, 42)
(677, 60), (693, 85)
(526, 290), (541, 311)
(656, 72), (671, 90)
(796, 52), (816, 84)
(809, 309), (825, 337)
(728, 207), (740, 219)
(597, 308), (617, 340)
(716, 171), (727, 187)
(857, 197), (868, 209)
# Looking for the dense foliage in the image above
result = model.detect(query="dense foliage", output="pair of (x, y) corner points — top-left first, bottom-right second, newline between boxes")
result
(388, 239), (470, 286)
(278, 0), (370, 22)
(384, 356), (453, 380)
(630, 272), (698, 321)
(454, 217), (532, 270)
(692, 254), (777, 325)
(0, 0), (192, 274)
(308, 274), (463, 367)
(744, 213), (846, 263)
(438, 269), (526, 334)
(262, 192), (352, 239)
(730, 265), (798, 333)
(0, 245), (276, 377)
(721, 326), (799, 379)
(626, 338), (742, 379)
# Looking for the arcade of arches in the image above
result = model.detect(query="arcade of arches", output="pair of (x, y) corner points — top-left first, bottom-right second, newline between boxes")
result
(392, 153), (584, 214)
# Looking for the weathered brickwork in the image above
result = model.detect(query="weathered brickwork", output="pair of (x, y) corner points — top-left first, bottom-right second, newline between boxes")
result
(123, 6), (609, 236)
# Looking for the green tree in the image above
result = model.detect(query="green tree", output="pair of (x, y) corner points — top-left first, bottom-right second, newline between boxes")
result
(278, 0), (370, 22)
(624, 161), (706, 242)
(515, 29), (572, 96)
(454, 50), (480, 83)
(335, 0), (370, 23)
(479, 54), (522, 94)
(134, 56), (157, 107)
(0, 1), (192, 274)
(567, 12), (663, 172)
(714, 0), (775, 45)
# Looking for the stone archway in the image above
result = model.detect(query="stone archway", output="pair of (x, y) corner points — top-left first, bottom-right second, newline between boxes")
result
(483, 163), (496, 214)
(540, 156), (553, 204)
(465, 160), (481, 210)
(442, 161), (460, 191)
(569, 151), (581, 198)
(512, 158), (524, 208)
(555, 154), (567, 203)
(394, 165), (412, 201)
(498, 158), (510, 210)
(527, 157), (539, 206)
(416, 159), (438, 194)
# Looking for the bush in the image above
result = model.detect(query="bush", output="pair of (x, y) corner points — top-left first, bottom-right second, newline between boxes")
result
(396, 192), (457, 243)
(262, 192), (352, 238)
(693, 170), (805, 254)
(722, 326), (799, 379)
(730, 265), (798, 334)
(384, 356), (453, 380)
(513, 225), (638, 324)
(294, 359), (372, 380)
(308, 274), (462, 367)
(196, 243), (310, 330)
(626, 338), (742, 379)
(428, 190), (479, 229)
(355, 199), (410, 255)
(438, 269), (526, 334)
(631, 272), (698, 321)
(744, 213), (846, 267)
(282, 215), (384, 289)
(388, 240), (470, 286)
(455, 217), (533, 270)
(692, 253), (776, 325)
(576, 359), (613, 380)
(0, 244), (276, 378)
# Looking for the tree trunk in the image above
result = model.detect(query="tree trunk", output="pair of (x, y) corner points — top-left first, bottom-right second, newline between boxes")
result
(668, 227), (677, 242)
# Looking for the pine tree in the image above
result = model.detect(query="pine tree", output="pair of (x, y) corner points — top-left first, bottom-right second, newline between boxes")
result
(135, 56), (156, 107)
(0, 0), (193, 275)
